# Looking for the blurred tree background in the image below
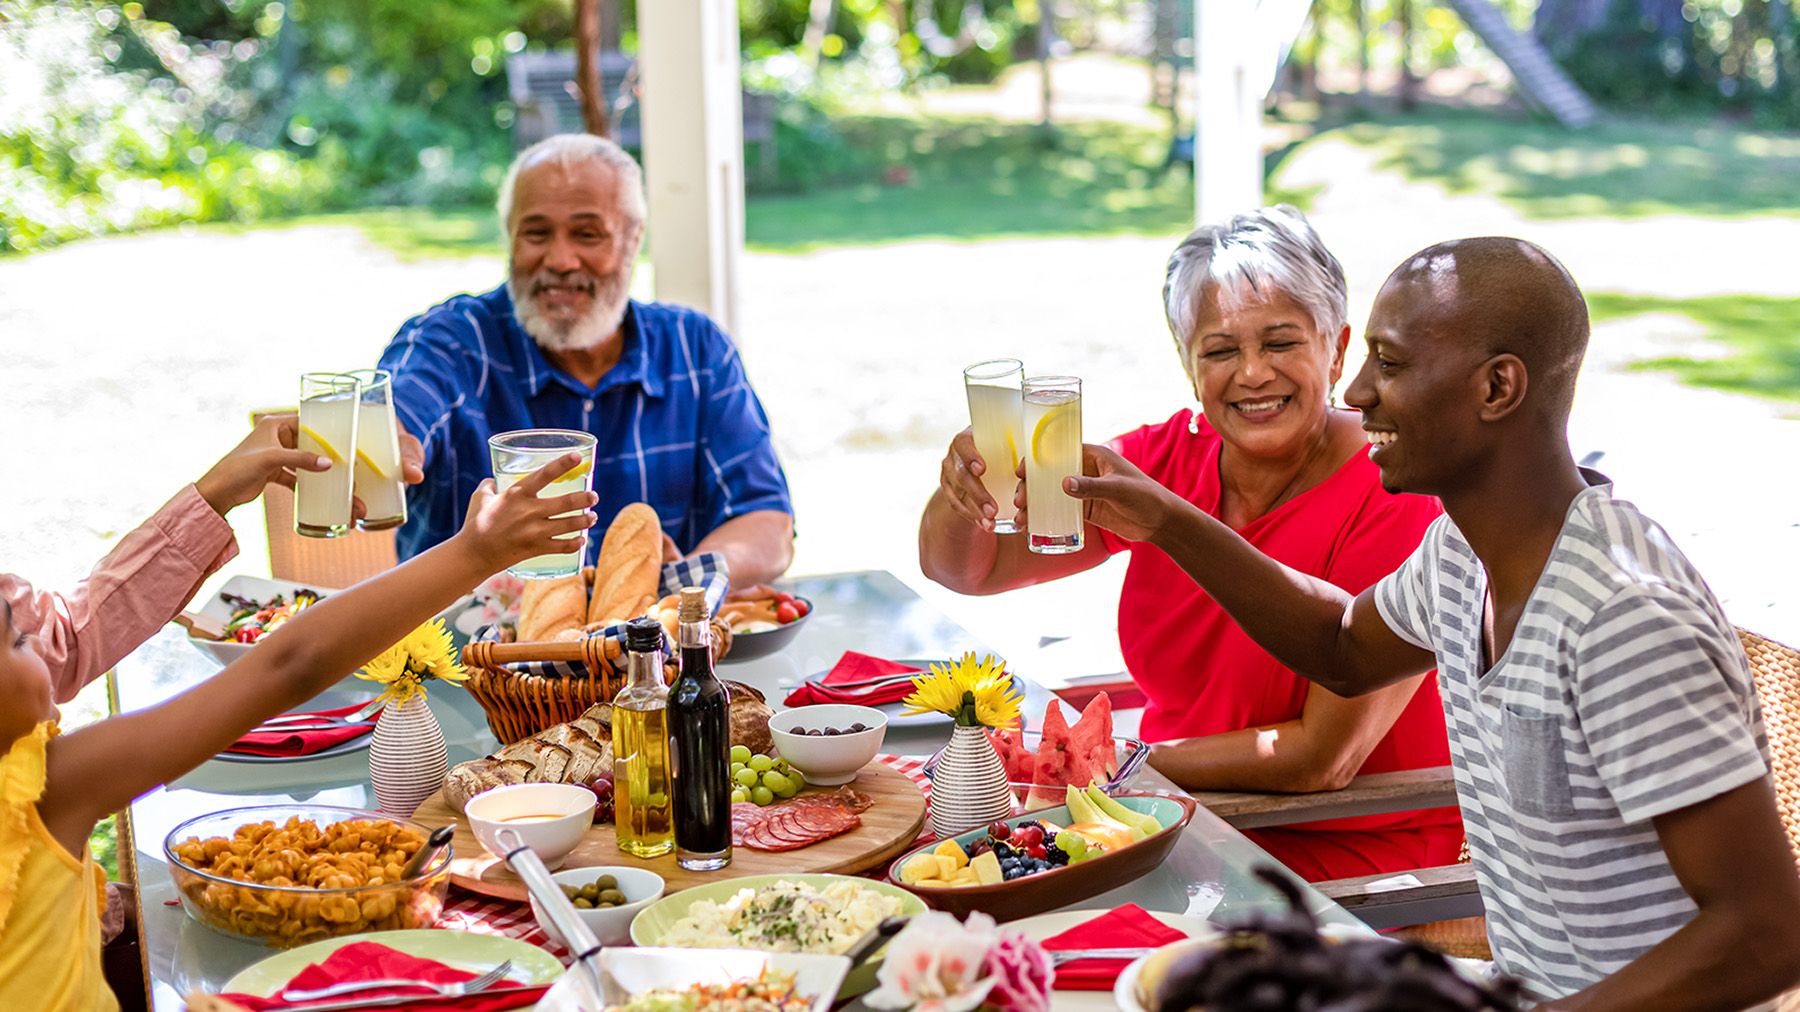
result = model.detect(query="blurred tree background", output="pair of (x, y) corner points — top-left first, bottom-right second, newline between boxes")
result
(3, 0), (1798, 254)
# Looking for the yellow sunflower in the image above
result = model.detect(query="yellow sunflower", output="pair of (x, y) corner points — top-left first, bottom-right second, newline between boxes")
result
(355, 618), (468, 706)
(900, 651), (1021, 728)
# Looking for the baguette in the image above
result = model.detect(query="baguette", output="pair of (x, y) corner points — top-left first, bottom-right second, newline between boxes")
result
(517, 572), (586, 642)
(589, 503), (664, 625)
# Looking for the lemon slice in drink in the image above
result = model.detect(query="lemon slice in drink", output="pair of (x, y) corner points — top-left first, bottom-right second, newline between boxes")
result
(298, 425), (344, 465)
(553, 459), (592, 484)
(1031, 403), (1078, 465)
(355, 449), (388, 480)
(1005, 430), (1020, 472)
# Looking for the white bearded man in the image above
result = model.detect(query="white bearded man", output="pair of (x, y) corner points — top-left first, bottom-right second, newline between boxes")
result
(376, 134), (795, 584)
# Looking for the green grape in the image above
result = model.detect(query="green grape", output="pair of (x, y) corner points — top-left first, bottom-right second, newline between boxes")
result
(1056, 833), (1090, 862)
(731, 788), (749, 804)
(730, 762), (746, 777)
(773, 757), (791, 772)
(729, 744), (752, 764)
(733, 768), (759, 788)
(770, 774), (800, 799)
(761, 770), (789, 793)
(787, 768), (805, 787)
(751, 786), (775, 806)
(748, 754), (774, 773)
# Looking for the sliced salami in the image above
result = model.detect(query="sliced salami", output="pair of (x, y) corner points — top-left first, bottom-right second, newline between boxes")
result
(737, 789), (869, 852)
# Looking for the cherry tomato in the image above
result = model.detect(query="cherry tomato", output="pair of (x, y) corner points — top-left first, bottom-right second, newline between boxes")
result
(792, 599), (811, 617)
(776, 602), (799, 624)
(774, 591), (794, 605)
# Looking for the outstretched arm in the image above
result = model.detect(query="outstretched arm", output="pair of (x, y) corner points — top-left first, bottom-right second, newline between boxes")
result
(1062, 443), (1432, 696)
(1539, 778), (1800, 1011)
(38, 455), (598, 857)
(692, 509), (795, 586)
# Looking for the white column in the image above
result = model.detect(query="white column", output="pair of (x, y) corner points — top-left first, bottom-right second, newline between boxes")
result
(1193, 0), (1265, 224)
(637, 0), (746, 335)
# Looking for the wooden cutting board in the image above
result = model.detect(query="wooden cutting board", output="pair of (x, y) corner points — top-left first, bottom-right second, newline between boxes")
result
(413, 760), (927, 902)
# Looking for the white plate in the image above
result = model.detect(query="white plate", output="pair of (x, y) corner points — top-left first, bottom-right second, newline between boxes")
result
(538, 948), (851, 1012)
(221, 929), (564, 996)
(189, 574), (336, 666)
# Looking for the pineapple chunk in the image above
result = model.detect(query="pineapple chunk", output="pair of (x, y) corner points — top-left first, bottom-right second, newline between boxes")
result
(953, 867), (981, 885)
(933, 840), (970, 869)
(915, 877), (948, 888)
(934, 855), (959, 879)
(899, 853), (941, 886)
(971, 850), (1003, 886)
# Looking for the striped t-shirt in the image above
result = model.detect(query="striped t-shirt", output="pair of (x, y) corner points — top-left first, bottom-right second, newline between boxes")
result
(1374, 479), (1768, 999)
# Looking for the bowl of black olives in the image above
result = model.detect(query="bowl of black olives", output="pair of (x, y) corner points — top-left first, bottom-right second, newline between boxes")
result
(530, 866), (665, 946)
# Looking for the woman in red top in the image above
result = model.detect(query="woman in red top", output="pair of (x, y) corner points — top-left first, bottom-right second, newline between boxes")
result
(918, 206), (1459, 881)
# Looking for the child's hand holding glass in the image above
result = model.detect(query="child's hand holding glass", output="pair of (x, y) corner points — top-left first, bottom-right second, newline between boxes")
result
(455, 451), (600, 574)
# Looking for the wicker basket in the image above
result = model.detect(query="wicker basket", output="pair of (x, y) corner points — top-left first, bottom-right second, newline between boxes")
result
(460, 617), (732, 745)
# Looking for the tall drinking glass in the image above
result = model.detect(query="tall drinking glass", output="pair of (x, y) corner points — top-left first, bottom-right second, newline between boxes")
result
(295, 372), (362, 539)
(1023, 375), (1083, 555)
(488, 429), (598, 580)
(345, 368), (407, 532)
(963, 358), (1025, 534)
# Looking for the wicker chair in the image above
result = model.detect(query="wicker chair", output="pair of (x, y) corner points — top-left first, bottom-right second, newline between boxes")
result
(1189, 625), (1800, 971)
(251, 408), (399, 588)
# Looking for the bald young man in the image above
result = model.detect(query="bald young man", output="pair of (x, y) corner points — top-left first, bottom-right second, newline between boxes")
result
(1059, 238), (1800, 1008)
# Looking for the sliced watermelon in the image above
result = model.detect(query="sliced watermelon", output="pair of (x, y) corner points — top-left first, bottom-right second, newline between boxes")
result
(1070, 692), (1118, 781)
(1029, 704), (1100, 808)
(987, 726), (1037, 784)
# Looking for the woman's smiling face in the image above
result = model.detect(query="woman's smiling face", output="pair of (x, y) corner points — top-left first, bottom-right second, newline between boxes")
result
(1187, 282), (1347, 465)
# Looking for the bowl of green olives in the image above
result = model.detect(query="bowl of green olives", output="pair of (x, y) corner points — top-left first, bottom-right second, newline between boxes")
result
(530, 865), (665, 946)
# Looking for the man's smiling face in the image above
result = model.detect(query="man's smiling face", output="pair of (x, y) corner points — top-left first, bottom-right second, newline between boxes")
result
(506, 158), (641, 352)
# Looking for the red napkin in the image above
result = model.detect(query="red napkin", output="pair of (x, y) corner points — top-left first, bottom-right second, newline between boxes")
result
(782, 651), (923, 707)
(216, 940), (549, 1011)
(225, 702), (377, 758)
(1041, 904), (1189, 991)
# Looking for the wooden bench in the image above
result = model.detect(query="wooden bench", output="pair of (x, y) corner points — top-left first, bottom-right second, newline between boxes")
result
(505, 50), (777, 178)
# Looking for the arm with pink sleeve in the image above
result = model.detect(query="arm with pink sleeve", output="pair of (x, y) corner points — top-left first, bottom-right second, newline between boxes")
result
(0, 485), (236, 702)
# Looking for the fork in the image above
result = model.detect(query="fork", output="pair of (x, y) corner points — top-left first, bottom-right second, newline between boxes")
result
(279, 959), (513, 1002)
(1048, 947), (1156, 966)
(255, 699), (384, 732)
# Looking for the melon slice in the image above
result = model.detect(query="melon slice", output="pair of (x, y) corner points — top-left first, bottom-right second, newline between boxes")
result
(1070, 692), (1118, 781)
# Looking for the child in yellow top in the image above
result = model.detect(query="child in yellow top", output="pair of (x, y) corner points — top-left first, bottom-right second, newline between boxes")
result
(0, 453), (597, 1010)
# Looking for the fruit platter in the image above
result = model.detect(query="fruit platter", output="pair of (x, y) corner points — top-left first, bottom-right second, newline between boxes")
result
(887, 786), (1197, 922)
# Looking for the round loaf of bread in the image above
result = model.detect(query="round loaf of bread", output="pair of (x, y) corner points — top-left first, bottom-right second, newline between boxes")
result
(589, 503), (664, 624)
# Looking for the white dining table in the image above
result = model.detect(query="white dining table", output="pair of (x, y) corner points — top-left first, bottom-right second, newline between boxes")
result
(117, 568), (1367, 1009)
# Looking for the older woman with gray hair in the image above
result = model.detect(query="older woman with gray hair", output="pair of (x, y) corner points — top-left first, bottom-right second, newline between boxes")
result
(918, 206), (1459, 882)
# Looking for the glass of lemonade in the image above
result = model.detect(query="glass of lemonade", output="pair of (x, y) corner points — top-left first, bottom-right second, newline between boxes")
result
(345, 368), (407, 532)
(295, 372), (362, 539)
(487, 429), (598, 580)
(1023, 375), (1083, 554)
(963, 358), (1025, 534)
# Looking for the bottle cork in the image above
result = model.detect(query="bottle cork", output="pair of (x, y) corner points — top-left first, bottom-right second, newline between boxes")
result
(677, 586), (707, 624)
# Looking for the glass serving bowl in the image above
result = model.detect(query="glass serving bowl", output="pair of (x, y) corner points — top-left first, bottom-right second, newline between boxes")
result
(922, 729), (1151, 813)
(163, 804), (451, 948)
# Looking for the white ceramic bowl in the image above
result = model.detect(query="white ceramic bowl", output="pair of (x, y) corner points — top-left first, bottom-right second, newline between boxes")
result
(768, 704), (887, 786)
(464, 783), (595, 870)
(188, 575), (335, 666)
(528, 865), (664, 947)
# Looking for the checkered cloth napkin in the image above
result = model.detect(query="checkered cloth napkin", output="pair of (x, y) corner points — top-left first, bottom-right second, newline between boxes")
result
(469, 553), (730, 678)
(437, 754), (936, 956)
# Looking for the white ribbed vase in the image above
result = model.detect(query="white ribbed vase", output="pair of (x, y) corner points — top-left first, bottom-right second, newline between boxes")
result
(369, 696), (448, 818)
(928, 724), (1015, 839)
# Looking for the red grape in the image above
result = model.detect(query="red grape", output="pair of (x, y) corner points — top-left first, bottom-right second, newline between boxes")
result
(1015, 825), (1044, 847)
(988, 820), (1013, 841)
(588, 774), (616, 824)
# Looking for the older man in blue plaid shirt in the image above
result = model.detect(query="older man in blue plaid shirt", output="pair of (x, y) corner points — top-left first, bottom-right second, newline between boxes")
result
(376, 134), (794, 584)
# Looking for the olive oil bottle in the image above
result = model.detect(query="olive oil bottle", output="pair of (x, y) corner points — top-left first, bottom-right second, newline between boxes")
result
(612, 617), (675, 858)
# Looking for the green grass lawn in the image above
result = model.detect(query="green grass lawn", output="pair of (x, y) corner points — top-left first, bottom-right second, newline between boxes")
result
(1322, 106), (1800, 219)
(1588, 292), (1800, 407)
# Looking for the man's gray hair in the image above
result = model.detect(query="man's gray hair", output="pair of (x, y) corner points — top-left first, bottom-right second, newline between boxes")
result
(496, 133), (647, 231)
(1162, 205), (1348, 368)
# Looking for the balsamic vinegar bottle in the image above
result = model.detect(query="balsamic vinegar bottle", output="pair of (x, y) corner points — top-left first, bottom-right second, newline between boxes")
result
(668, 586), (732, 870)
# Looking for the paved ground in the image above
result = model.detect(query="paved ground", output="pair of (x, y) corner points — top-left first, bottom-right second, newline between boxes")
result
(4, 100), (1797, 713)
